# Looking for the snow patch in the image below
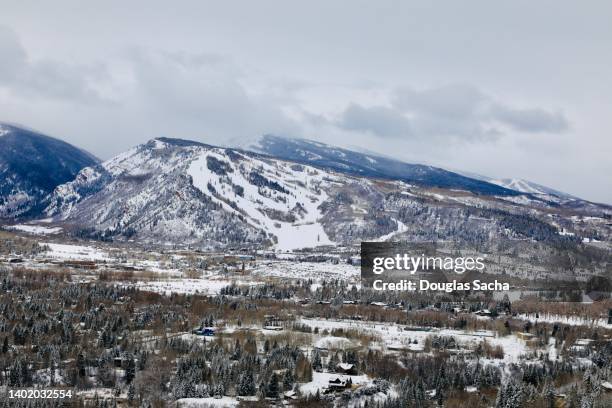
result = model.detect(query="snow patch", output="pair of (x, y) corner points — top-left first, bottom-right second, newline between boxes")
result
(6, 224), (62, 235)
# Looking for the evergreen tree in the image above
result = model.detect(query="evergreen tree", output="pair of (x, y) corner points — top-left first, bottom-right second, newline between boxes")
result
(267, 372), (279, 398)
(232, 338), (242, 360)
(237, 372), (256, 396)
(312, 349), (322, 371)
(215, 383), (225, 397)
(257, 380), (266, 400)
(328, 352), (339, 372)
(543, 382), (555, 408)
(580, 395), (594, 408)
(125, 357), (136, 384)
(282, 369), (294, 391)
(127, 383), (136, 403)
(8, 357), (31, 387)
(496, 377), (524, 408)
(77, 352), (86, 378)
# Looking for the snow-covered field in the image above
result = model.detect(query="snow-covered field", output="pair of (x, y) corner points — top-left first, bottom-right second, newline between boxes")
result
(6, 224), (62, 235)
(42, 242), (111, 261)
(516, 313), (612, 329)
(176, 396), (240, 407)
(130, 278), (255, 296)
(315, 336), (360, 350)
(301, 318), (530, 364)
(249, 259), (359, 280)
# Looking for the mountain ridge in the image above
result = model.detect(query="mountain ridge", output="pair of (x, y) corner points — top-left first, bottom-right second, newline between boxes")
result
(250, 135), (521, 197)
(0, 123), (99, 219)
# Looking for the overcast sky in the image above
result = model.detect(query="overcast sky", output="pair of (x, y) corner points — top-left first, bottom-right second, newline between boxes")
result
(1, 1), (611, 203)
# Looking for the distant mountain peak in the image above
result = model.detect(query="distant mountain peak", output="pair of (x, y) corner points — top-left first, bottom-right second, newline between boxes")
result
(458, 170), (578, 200)
(492, 178), (576, 199)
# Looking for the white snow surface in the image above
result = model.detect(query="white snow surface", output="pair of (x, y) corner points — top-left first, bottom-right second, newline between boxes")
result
(188, 149), (334, 251)
(301, 318), (530, 364)
(494, 178), (546, 195)
(315, 336), (359, 350)
(176, 396), (239, 407)
(6, 224), (62, 235)
(249, 259), (360, 280)
(516, 313), (611, 329)
(42, 243), (111, 261)
(130, 278), (254, 296)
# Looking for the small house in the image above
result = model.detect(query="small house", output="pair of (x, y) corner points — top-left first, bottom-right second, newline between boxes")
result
(328, 377), (351, 390)
(516, 332), (535, 341)
(193, 327), (215, 336)
(474, 309), (492, 317)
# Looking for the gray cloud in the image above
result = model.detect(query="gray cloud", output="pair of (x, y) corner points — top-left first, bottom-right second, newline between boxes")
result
(0, 26), (26, 82)
(489, 104), (568, 133)
(124, 49), (300, 144)
(338, 104), (412, 138)
(393, 84), (486, 120)
(394, 84), (569, 137)
(0, 26), (109, 103)
(337, 84), (569, 141)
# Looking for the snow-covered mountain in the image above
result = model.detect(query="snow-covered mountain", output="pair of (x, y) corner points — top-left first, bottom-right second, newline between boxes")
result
(0, 123), (99, 219)
(250, 135), (519, 196)
(45, 138), (342, 251)
(41, 136), (611, 252)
